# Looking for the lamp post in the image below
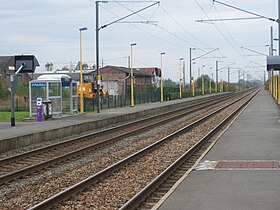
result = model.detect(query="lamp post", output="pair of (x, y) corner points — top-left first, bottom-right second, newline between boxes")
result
(227, 67), (230, 92)
(130, 43), (137, 107)
(192, 61), (196, 97)
(215, 60), (219, 93)
(189, 48), (196, 92)
(211, 72), (214, 94)
(179, 58), (184, 99)
(201, 65), (205, 95)
(209, 67), (212, 94)
(79, 27), (88, 113)
(160, 52), (166, 102)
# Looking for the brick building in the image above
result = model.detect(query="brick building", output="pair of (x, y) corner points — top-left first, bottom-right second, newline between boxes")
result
(100, 65), (155, 96)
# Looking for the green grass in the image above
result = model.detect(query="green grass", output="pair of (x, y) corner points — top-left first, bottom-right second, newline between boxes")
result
(0, 111), (29, 122)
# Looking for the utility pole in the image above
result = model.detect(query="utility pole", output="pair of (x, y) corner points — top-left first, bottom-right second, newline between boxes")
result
(96, 1), (100, 113)
(271, 26), (274, 56)
(270, 26), (274, 97)
(189, 48), (192, 92)
(179, 58), (184, 99)
(227, 67), (230, 92)
(95, 1), (159, 113)
(183, 60), (186, 88)
(278, 0), (280, 56)
(216, 60), (219, 93)
(238, 70), (241, 91)
(243, 70), (245, 90)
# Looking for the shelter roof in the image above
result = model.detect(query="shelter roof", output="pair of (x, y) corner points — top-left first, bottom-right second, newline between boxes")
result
(37, 74), (71, 81)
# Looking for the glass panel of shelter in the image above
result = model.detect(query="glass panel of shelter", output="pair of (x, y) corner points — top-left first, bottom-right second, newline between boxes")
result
(30, 82), (47, 116)
(48, 82), (62, 115)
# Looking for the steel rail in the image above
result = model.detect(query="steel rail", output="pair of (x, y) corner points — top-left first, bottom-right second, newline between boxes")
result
(119, 88), (261, 210)
(0, 92), (243, 184)
(0, 92), (233, 167)
(28, 89), (258, 210)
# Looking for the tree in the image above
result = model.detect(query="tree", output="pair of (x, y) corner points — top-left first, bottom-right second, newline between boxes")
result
(62, 65), (70, 70)
(75, 61), (89, 70)
(163, 78), (177, 87)
(197, 74), (211, 88)
(45, 62), (54, 71)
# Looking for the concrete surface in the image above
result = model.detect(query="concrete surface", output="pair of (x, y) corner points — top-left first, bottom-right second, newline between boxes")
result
(159, 89), (280, 210)
(0, 94), (215, 153)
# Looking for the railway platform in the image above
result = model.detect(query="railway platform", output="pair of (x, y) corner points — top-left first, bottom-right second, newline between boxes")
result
(0, 94), (215, 153)
(157, 89), (280, 210)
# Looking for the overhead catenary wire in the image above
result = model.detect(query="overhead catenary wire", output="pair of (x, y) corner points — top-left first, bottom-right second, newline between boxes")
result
(213, 0), (276, 22)
(194, 0), (251, 69)
(110, 1), (196, 47)
(99, 4), (188, 49)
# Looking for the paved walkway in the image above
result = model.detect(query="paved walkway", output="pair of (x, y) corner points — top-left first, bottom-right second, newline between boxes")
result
(158, 89), (280, 210)
(0, 94), (210, 141)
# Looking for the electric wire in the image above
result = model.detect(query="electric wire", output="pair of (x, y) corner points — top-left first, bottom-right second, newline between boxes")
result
(99, 3), (188, 49)
(194, 0), (251, 69)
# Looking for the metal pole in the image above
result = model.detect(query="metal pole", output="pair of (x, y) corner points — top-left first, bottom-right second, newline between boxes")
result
(179, 58), (183, 99)
(192, 62), (195, 97)
(238, 70), (241, 91)
(160, 52), (165, 102)
(96, 1), (100, 113)
(10, 65), (24, 127)
(130, 44), (136, 107)
(278, 0), (280, 56)
(189, 48), (192, 92)
(201, 65), (204, 95)
(211, 73), (214, 94)
(270, 26), (274, 96)
(271, 26), (274, 56)
(243, 70), (245, 90)
(264, 71), (266, 86)
(278, 0), (280, 102)
(79, 30), (84, 113)
(216, 61), (218, 92)
(10, 75), (15, 126)
(228, 67), (230, 92)
(183, 61), (186, 88)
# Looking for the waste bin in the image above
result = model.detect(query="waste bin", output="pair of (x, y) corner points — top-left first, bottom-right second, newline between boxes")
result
(43, 100), (52, 119)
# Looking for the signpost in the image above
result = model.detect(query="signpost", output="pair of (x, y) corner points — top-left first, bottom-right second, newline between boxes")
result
(11, 55), (39, 126)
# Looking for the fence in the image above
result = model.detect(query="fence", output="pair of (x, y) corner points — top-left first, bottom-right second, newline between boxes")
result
(0, 87), (225, 113)
(83, 88), (213, 112)
(0, 98), (29, 112)
(84, 91), (162, 112)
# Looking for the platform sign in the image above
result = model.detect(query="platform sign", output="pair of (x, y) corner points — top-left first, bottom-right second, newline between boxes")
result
(31, 83), (46, 88)
(267, 56), (280, 71)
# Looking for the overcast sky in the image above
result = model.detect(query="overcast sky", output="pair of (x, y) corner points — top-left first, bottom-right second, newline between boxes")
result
(0, 0), (278, 82)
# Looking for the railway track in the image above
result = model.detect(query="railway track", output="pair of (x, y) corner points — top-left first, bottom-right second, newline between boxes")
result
(24, 88), (260, 210)
(0, 92), (243, 185)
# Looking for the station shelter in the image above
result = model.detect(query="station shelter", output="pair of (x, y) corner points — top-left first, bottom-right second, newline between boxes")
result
(29, 74), (78, 117)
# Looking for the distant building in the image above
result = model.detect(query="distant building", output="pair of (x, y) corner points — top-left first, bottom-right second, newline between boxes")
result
(30, 65), (160, 96)
(136, 67), (161, 88)
(100, 65), (154, 96)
